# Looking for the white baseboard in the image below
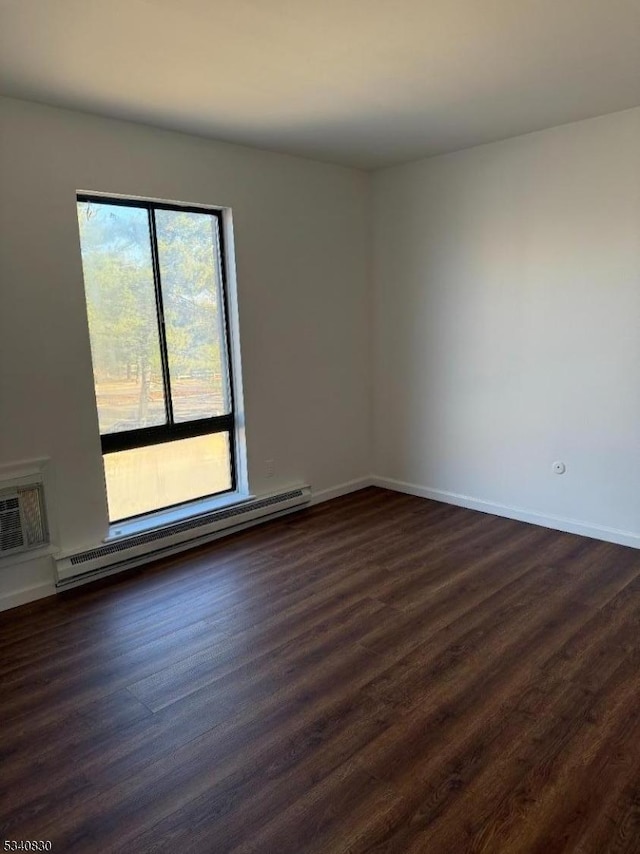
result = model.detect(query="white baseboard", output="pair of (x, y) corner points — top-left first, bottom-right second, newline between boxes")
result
(372, 476), (640, 550)
(1, 581), (56, 613)
(16, 473), (631, 610)
(311, 477), (374, 506)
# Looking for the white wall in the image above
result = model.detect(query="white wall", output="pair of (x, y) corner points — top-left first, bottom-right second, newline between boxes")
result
(0, 96), (371, 608)
(373, 107), (640, 545)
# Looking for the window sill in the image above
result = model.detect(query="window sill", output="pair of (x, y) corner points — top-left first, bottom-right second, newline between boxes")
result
(104, 490), (254, 542)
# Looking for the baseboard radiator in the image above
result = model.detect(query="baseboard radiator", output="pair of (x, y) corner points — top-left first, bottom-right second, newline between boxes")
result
(55, 486), (311, 589)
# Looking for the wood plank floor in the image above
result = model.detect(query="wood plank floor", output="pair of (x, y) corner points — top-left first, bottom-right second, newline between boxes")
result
(2, 487), (640, 853)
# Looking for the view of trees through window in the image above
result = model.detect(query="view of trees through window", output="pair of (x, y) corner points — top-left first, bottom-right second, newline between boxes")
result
(77, 201), (230, 433)
(76, 197), (235, 521)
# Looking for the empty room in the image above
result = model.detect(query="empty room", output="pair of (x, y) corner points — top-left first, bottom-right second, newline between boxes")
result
(1, 1), (640, 851)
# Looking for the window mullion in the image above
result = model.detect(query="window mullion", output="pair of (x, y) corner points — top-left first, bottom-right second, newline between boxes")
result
(148, 208), (174, 425)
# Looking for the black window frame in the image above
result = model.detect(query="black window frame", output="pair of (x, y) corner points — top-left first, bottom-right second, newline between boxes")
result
(77, 193), (237, 509)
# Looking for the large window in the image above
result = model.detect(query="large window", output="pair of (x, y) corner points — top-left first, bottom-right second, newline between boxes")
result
(76, 195), (236, 522)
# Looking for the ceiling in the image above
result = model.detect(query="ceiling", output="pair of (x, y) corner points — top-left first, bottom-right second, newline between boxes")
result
(1, 0), (639, 169)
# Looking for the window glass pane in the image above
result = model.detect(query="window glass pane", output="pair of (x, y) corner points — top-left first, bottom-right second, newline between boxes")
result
(155, 209), (231, 422)
(103, 432), (232, 521)
(77, 201), (166, 433)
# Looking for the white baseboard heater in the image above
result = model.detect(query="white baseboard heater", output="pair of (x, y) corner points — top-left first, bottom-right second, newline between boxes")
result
(55, 486), (311, 589)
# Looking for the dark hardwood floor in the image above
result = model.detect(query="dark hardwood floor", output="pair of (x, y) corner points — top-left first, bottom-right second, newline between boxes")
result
(2, 487), (640, 853)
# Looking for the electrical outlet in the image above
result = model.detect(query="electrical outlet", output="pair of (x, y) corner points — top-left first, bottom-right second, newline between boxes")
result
(265, 459), (275, 478)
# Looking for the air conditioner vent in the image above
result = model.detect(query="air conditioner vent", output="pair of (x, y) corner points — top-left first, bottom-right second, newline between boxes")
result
(0, 497), (23, 553)
(0, 483), (49, 557)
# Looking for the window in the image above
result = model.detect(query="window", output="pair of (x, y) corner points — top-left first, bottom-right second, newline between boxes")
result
(76, 195), (237, 522)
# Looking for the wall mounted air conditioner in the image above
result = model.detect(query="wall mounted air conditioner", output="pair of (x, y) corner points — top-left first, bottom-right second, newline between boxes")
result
(0, 480), (49, 558)
(55, 485), (311, 588)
